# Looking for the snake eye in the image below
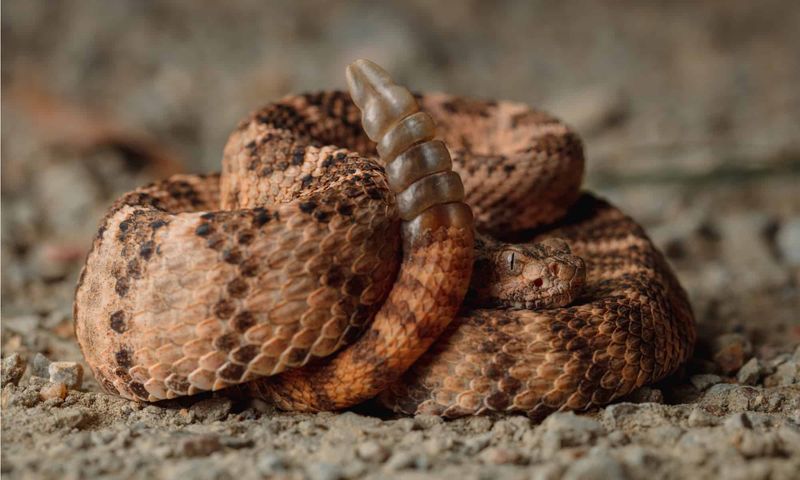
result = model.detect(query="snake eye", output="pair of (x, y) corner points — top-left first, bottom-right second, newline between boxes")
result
(504, 250), (520, 274)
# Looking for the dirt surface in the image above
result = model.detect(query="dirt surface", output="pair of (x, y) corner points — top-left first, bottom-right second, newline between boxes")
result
(2, 1), (799, 479)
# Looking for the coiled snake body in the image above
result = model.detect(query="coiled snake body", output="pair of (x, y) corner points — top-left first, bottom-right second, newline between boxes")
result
(74, 61), (695, 418)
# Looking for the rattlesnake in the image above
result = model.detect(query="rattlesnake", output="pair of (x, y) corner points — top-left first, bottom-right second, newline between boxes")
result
(74, 60), (695, 417)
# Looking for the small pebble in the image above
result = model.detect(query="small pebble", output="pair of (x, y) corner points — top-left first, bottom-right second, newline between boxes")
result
(189, 397), (232, 421)
(53, 407), (91, 430)
(649, 425), (685, 444)
(764, 361), (799, 387)
(563, 455), (626, 480)
(306, 462), (343, 480)
(686, 407), (717, 427)
(690, 374), (722, 391)
(723, 412), (753, 431)
(385, 451), (417, 471)
(1, 353), (27, 387)
(767, 353), (791, 370)
(414, 454), (431, 470)
(39, 382), (68, 401)
(776, 217), (800, 266)
(356, 441), (388, 462)
(464, 432), (493, 454)
(712, 333), (752, 375)
(777, 425), (800, 456)
(607, 430), (628, 445)
(530, 463), (565, 480)
(464, 415), (493, 433)
(178, 434), (223, 457)
(32, 353), (51, 378)
(617, 445), (655, 471)
(48, 361), (83, 390)
(717, 213), (788, 289)
(625, 386), (664, 403)
(3, 385), (41, 409)
(256, 453), (287, 475)
(480, 446), (523, 465)
(422, 436), (453, 456)
(413, 413), (444, 430)
(736, 357), (762, 385)
(341, 460), (368, 478)
(248, 397), (277, 415)
(541, 411), (605, 456)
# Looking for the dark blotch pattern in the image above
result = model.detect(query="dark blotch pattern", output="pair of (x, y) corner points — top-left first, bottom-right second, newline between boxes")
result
(214, 299), (235, 319)
(115, 348), (133, 368)
(231, 311), (256, 333)
(110, 310), (127, 333)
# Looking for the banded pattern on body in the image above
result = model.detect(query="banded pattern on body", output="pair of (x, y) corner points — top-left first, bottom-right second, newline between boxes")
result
(74, 61), (694, 415)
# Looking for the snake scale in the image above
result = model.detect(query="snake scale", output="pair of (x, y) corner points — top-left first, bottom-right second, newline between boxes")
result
(74, 60), (695, 418)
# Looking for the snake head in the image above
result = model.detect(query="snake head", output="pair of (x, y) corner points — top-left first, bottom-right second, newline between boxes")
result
(470, 236), (586, 309)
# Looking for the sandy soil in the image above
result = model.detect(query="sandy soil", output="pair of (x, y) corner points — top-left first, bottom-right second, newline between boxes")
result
(2, 1), (799, 479)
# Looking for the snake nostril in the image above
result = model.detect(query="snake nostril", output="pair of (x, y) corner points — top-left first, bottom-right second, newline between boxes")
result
(533, 278), (543, 288)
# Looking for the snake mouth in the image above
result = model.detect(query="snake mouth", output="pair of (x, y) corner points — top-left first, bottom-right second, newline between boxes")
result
(513, 287), (579, 310)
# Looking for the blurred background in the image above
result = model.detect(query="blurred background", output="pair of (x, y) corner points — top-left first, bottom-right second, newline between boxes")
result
(2, 0), (799, 370)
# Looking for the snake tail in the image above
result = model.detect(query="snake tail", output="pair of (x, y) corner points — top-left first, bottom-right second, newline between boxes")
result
(254, 60), (475, 410)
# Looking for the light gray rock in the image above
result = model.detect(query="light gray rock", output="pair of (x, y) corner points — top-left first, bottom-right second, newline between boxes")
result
(776, 217), (800, 266)
(539, 412), (605, 456)
(356, 441), (388, 462)
(48, 361), (83, 390)
(617, 445), (659, 474)
(723, 412), (753, 431)
(767, 353), (791, 370)
(178, 434), (223, 457)
(479, 446), (523, 465)
(529, 463), (565, 480)
(413, 413), (444, 430)
(385, 451), (417, 471)
(256, 453), (287, 476)
(607, 430), (629, 446)
(541, 411), (604, 445)
(2, 315), (40, 336)
(737, 357), (763, 385)
(563, 455), (627, 480)
(32, 353), (51, 378)
(306, 462), (343, 480)
(340, 460), (367, 478)
(422, 436), (453, 456)
(776, 425), (800, 456)
(649, 425), (685, 444)
(414, 454), (432, 470)
(717, 213), (788, 290)
(53, 407), (93, 430)
(3, 384), (41, 409)
(189, 397), (232, 422)
(687, 407), (718, 427)
(328, 411), (382, 430)
(463, 432), (493, 454)
(464, 415), (493, 433)
(764, 361), (799, 387)
(1, 353), (27, 387)
(690, 374), (722, 391)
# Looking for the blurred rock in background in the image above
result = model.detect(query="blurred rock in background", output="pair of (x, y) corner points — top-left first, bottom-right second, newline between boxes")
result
(2, 1), (799, 479)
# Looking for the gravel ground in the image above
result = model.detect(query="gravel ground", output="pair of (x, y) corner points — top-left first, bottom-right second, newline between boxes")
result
(2, 1), (799, 479)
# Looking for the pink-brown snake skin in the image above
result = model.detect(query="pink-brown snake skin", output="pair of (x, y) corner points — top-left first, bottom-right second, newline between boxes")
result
(74, 61), (695, 417)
